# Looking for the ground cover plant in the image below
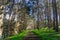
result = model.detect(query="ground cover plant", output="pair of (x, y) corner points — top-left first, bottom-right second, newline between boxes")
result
(4, 27), (60, 40)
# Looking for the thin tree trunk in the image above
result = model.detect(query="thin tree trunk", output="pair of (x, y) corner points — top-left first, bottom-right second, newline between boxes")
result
(37, 0), (39, 30)
(47, 0), (51, 28)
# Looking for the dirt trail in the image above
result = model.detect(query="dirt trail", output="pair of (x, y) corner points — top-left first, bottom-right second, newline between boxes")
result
(23, 31), (41, 40)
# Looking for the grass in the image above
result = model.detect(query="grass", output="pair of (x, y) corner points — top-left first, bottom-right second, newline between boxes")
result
(59, 26), (60, 29)
(4, 27), (60, 40)
(31, 27), (60, 40)
(4, 30), (29, 40)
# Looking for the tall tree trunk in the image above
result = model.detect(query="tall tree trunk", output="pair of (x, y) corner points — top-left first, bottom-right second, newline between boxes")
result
(37, 0), (39, 30)
(52, 0), (59, 32)
(47, 0), (51, 28)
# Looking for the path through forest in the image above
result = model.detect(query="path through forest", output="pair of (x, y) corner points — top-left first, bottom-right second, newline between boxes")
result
(22, 31), (40, 40)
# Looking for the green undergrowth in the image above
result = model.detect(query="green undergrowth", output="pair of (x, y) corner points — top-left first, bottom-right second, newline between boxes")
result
(59, 26), (60, 29)
(4, 30), (29, 40)
(31, 27), (60, 40)
(4, 27), (60, 40)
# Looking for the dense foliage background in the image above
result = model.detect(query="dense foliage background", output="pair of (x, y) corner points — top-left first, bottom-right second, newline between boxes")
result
(0, 0), (60, 40)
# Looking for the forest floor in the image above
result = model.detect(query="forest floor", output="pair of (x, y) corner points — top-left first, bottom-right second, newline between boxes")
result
(4, 28), (60, 40)
(22, 31), (41, 40)
(22, 30), (60, 40)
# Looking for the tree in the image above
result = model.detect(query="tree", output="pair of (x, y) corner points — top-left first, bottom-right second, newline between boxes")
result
(52, 0), (59, 31)
(45, 0), (52, 28)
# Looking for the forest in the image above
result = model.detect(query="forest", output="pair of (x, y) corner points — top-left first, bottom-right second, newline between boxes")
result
(0, 0), (60, 40)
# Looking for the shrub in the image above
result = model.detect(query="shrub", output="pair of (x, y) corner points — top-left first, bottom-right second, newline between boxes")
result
(4, 30), (28, 40)
(31, 27), (59, 40)
(4, 27), (60, 40)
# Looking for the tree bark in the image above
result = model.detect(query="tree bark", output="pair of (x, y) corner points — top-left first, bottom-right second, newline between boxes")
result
(52, 0), (59, 32)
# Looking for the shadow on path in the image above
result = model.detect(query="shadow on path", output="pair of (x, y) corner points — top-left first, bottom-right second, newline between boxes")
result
(22, 31), (41, 40)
